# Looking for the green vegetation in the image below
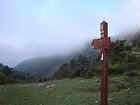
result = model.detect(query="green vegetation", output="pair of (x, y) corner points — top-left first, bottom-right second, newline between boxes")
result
(52, 55), (100, 79)
(0, 63), (35, 85)
(0, 75), (140, 105)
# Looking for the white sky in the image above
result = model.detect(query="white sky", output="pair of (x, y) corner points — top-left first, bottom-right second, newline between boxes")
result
(0, 0), (140, 66)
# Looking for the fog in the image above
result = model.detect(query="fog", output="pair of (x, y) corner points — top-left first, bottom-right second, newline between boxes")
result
(0, 0), (140, 67)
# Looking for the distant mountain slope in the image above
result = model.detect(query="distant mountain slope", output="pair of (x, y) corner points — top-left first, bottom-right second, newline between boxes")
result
(15, 56), (71, 78)
(15, 42), (99, 78)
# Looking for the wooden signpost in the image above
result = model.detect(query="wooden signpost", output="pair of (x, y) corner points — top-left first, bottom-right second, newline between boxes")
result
(91, 21), (110, 105)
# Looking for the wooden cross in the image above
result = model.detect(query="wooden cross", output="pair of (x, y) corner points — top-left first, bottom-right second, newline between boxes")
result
(91, 21), (110, 105)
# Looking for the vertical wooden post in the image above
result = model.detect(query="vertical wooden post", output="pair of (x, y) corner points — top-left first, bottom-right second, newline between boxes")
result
(100, 21), (108, 105)
(91, 21), (110, 105)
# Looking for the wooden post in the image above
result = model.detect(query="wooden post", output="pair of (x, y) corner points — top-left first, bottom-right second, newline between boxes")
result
(91, 21), (110, 105)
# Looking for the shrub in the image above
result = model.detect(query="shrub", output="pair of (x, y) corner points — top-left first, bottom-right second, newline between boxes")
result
(109, 64), (123, 74)
(125, 72), (138, 77)
(127, 54), (136, 63)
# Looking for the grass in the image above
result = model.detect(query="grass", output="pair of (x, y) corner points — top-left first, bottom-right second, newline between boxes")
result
(0, 75), (140, 105)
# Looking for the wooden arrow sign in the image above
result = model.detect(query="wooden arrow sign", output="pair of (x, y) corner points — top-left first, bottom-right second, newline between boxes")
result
(91, 38), (104, 49)
(91, 37), (110, 49)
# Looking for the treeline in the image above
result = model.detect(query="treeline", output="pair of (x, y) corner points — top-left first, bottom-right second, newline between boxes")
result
(52, 55), (100, 79)
(52, 36), (140, 79)
(0, 63), (36, 85)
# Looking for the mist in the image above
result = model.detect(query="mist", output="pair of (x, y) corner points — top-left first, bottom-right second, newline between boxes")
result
(0, 0), (140, 67)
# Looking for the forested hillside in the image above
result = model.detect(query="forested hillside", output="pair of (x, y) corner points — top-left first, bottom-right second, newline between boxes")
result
(0, 63), (35, 85)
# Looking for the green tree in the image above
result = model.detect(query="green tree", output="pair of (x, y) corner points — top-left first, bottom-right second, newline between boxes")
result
(0, 72), (5, 85)
(109, 40), (127, 63)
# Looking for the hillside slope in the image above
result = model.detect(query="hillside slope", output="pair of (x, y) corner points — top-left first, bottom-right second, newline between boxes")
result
(15, 43), (99, 78)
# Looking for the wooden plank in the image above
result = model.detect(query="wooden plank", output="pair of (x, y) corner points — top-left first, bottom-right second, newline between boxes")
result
(91, 37), (110, 49)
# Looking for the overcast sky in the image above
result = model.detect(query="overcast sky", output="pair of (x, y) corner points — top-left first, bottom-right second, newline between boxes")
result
(0, 0), (140, 67)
